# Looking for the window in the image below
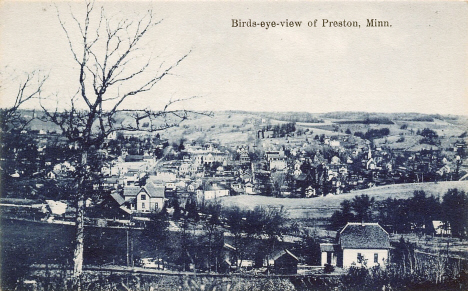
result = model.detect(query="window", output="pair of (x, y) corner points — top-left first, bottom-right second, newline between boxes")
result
(374, 253), (378, 263)
(141, 194), (146, 200)
(357, 253), (363, 263)
(142, 203), (145, 209)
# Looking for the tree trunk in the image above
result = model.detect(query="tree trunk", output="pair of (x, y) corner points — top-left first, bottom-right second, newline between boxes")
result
(73, 151), (88, 284)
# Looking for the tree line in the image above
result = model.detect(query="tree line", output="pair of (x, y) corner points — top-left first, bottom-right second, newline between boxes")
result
(331, 189), (468, 238)
(263, 122), (296, 138)
(353, 128), (390, 140)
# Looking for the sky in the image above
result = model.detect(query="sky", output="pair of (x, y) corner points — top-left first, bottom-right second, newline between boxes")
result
(0, 0), (467, 115)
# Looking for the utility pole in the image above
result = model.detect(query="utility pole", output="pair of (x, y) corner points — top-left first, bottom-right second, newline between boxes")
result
(126, 227), (129, 267)
(131, 227), (134, 267)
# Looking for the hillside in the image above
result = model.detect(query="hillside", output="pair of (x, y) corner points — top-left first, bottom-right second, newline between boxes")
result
(15, 110), (468, 147)
(220, 181), (468, 219)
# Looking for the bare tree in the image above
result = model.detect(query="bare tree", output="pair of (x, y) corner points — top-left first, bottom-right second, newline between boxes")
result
(0, 70), (47, 131)
(40, 1), (207, 282)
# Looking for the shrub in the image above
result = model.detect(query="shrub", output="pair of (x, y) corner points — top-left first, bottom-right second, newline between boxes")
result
(324, 264), (335, 273)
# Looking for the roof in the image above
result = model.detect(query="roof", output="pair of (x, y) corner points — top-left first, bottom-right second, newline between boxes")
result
(119, 205), (132, 214)
(125, 197), (136, 204)
(142, 182), (165, 198)
(205, 184), (229, 191)
(295, 173), (307, 181)
(223, 243), (236, 251)
(125, 155), (145, 162)
(320, 243), (339, 252)
(338, 223), (390, 249)
(124, 172), (137, 177)
(110, 192), (125, 205)
(123, 186), (140, 198)
(271, 249), (299, 261)
(103, 177), (119, 184)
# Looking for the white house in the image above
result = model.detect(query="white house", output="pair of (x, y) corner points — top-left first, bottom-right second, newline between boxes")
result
(153, 171), (177, 182)
(331, 156), (341, 165)
(123, 182), (165, 212)
(432, 220), (451, 236)
(320, 222), (390, 268)
(46, 200), (68, 215)
(191, 148), (230, 166)
(245, 181), (256, 195)
(265, 151), (287, 171)
(196, 183), (229, 204)
(135, 182), (165, 212)
(178, 163), (192, 176)
(329, 140), (341, 147)
(366, 158), (376, 170)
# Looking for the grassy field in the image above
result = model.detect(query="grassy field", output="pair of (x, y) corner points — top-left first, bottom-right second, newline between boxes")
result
(220, 181), (468, 219)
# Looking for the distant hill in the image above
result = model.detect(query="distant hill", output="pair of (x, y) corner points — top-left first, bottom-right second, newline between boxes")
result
(320, 111), (464, 122)
(227, 110), (324, 123)
(11, 109), (468, 144)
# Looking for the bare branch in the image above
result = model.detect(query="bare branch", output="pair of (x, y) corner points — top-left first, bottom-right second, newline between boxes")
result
(55, 5), (81, 66)
(109, 52), (190, 114)
(1, 70), (48, 131)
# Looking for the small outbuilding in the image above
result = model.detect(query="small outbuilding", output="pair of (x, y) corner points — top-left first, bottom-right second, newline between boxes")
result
(271, 249), (299, 274)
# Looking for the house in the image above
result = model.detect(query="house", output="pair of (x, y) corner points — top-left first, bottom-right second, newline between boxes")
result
(178, 163), (191, 176)
(46, 171), (57, 179)
(93, 192), (132, 219)
(270, 249), (299, 274)
(320, 222), (390, 268)
(320, 244), (339, 266)
(331, 156), (341, 165)
(125, 155), (145, 162)
(366, 158), (376, 170)
(437, 165), (450, 176)
(329, 140), (341, 147)
(245, 181), (256, 195)
(46, 200), (68, 216)
(101, 163), (118, 176)
(265, 151), (287, 170)
(219, 243), (237, 273)
(123, 171), (141, 186)
(432, 220), (451, 236)
(191, 149), (230, 166)
(239, 152), (251, 165)
(135, 182), (165, 212)
(122, 182), (165, 212)
(196, 183), (230, 204)
(305, 186), (316, 197)
(153, 171), (177, 182)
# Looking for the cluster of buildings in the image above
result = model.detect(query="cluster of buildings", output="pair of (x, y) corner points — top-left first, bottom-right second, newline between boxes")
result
(3, 124), (466, 217)
(93, 132), (462, 217)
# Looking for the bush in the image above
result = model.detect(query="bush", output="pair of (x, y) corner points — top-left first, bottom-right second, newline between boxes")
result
(324, 264), (335, 273)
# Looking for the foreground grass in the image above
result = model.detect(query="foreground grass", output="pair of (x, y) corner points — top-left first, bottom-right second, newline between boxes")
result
(14, 266), (468, 291)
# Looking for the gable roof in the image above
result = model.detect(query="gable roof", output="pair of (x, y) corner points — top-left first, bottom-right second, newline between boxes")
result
(223, 243), (236, 251)
(338, 222), (390, 249)
(123, 186), (140, 198)
(141, 182), (165, 198)
(110, 192), (125, 205)
(271, 249), (299, 261)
